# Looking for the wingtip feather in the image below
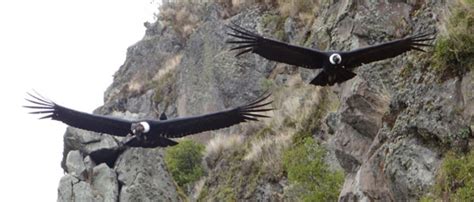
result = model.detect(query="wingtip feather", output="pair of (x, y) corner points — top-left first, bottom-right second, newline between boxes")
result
(235, 49), (252, 57)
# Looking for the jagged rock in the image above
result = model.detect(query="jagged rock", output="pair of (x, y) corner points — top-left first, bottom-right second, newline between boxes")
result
(58, 163), (119, 202)
(58, 175), (77, 202)
(73, 181), (95, 202)
(62, 127), (121, 170)
(385, 138), (440, 201)
(103, 21), (184, 105)
(65, 150), (87, 180)
(116, 148), (180, 202)
(57, 175), (95, 202)
(339, 78), (390, 139)
(92, 163), (119, 202)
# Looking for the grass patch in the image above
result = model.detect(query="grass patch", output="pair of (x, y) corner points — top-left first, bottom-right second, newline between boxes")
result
(158, 3), (202, 39)
(260, 13), (287, 41)
(198, 127), (290, 200)
(283, 137), (344, 201)
(198, 139), (248, 201)
(275, 0), (319, 18)
(432, 0), (474, 80)
(164, 139), (205, 188)
(420, 149), (474, 201)
(293, 89), (331, 143)
(153, 70), (177, 106)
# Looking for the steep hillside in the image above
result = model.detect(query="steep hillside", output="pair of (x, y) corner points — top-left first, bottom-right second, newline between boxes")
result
(57, 0), (473, 201)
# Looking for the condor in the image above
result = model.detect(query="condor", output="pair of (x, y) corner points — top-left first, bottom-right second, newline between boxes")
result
(24, 92), (272, 148)
(227, 24), (435, 86)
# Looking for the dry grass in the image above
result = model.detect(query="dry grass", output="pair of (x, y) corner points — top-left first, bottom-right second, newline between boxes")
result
(158, 3), (202, 38)
(276, 0), (319, 17)
(243, 131), (292, 179)
(204, 134), (245, 168)
(152, 54), (183, 82)
(272, 0), (320, 26)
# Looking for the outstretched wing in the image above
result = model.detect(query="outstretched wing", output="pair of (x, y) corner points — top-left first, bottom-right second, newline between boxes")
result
(341, 31), (436, 69)
(24, 92), (133, 136)
(226, 23), (326, 69)
(151, 92), (273, 138)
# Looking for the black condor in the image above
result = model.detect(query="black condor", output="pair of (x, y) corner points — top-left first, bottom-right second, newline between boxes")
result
(227, 24), (435, 86)
(24, 92), (272, 148)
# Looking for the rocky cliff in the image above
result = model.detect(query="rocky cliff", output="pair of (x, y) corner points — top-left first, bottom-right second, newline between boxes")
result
(57, 0), (473, 201)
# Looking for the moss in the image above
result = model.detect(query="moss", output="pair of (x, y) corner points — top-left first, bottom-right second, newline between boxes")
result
(432, 1), (474, 80)
(283, 137), (344, 201)
(164, 139), (205, 188)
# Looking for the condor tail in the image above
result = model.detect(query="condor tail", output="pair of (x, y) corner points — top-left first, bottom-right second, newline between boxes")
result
(310, 68), (356, 86)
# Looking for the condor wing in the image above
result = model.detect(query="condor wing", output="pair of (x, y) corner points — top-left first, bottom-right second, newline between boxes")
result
(227, 24), (326, 69)
(151, 92), (273, 138)
(341, 32), (435, 69)
(24, 92), (133, 136)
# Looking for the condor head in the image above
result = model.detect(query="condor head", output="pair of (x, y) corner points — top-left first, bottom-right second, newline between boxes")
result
(131, 121), (150, 136)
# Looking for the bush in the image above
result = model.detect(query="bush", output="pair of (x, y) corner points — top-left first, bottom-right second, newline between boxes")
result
(432, 0), (474, 80)
(283, 137), (344, 201)
(421, 150), (474, 201)
(164, 139), (205, 187)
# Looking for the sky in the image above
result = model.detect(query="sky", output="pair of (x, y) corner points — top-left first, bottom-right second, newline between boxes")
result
(0, 0), (159, 200)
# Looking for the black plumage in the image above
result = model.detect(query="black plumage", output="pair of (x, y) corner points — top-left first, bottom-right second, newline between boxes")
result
(227, 24), (435, 86)
(24, 92), (273, 147)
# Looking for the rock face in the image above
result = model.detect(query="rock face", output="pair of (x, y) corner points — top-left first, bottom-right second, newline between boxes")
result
(116, 148), (178, 201)
(57, 1), (473, 201)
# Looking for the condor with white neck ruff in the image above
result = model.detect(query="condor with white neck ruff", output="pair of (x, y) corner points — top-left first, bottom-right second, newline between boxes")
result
(227, 23), (435, 86)
(24, 91), (273, 148)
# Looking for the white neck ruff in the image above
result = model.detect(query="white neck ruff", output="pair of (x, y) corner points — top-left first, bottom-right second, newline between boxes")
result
(140, 121), (150, 133)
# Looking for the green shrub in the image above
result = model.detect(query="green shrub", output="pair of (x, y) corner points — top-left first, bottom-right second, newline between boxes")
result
(164, 139), (205, 187)
(432, 0), (474, 80)
(422, 150), (474, 201)
(283, 137), (344, 201)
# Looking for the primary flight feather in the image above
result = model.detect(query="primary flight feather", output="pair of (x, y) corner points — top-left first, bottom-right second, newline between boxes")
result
(227, 23), (435, 86)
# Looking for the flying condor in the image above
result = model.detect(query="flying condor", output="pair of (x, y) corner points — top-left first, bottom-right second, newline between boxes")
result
(226, 24), (435, 86)
(24, 92), (273, 148)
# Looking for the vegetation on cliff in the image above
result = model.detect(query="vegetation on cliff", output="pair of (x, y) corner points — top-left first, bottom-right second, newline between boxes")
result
(432, 0), (474, 80)
(283, 137), (344, 201)
(421, 150), (474, 201)
(164, 140), (205, 188)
